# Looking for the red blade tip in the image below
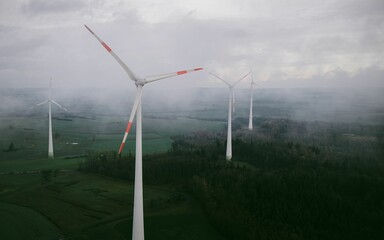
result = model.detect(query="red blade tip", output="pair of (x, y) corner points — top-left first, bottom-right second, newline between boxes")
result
(101, 42), (112, 52)
(118, 142), (125, 154)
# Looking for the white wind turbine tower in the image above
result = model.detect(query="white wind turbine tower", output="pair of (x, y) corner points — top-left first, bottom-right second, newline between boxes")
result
(209, 72), (250, 161)
(85, 25), (203, 240)
(31, 79), (68, 159)
(248, 71), (255, 130)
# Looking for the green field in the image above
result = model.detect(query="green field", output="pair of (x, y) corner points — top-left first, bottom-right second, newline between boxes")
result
(2, 87), (383, 160)
(0, 158), (224, 240)
(0, 158), (79, 173)
(1, 114), (226, 161)
(115, 200), (225, 240)
(0, 201), (61, 240)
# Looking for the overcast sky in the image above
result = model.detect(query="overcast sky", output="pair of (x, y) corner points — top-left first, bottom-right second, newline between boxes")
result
(0, 0), (383, 89)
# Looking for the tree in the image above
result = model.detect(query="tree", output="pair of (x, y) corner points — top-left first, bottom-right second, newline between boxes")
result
(8, 142), (14, 151)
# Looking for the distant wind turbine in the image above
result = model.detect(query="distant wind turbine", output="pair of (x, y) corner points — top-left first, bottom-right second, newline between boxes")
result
(30, 79), (68, 159)
(209, 72), (250, 160)
(85, 24), (203, 240)
(248, 71), (255, 130)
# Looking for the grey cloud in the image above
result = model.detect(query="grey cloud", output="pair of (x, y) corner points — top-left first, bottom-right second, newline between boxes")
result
(126, 9), (383, 85)
(0, 31), (49, 57)
(1, 0), (383, 90)
(263, 66), (384, 88)
(22, 0), (86, 15)
(336, 0), (384, 18)
(0, 25), (50, 73)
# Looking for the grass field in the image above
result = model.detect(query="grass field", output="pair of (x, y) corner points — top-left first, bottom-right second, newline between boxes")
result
(115, 199), (225, 240)
(0, 201), (62, 240)
(1, 112), (227, 161)
(0, 158), (80, 173)
(2, 87), (383, 160)
(0, 158), (224, 240)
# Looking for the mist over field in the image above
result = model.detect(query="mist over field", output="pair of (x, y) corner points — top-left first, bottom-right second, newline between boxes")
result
(1, 85), (383, 160)
(1, 86), (383, 123)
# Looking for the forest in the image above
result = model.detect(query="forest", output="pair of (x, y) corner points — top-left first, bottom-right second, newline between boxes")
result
(80, 117), (384, 240)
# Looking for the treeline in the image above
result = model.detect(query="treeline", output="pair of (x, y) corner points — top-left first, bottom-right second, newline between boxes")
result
(79, 133), (384, 239)
(79, 147), (223, 185)
(235, 117), (384, 161)
(190, 162), (384, 240)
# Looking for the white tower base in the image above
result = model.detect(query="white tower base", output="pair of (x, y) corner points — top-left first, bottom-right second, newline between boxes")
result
(132, 90), (144, 240)
(226, 89), (232, 161)
(248, 84), (253, 130)
(48, 101), (54, 159)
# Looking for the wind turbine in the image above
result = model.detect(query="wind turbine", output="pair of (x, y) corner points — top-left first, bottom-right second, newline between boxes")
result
(84, 24), (202, 240)
(209, 72), (250, 160)
(248, 71), (255, 130)
(31, 79), (68, 159)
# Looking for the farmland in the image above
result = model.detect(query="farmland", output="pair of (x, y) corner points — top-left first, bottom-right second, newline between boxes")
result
(0, 158), (225, 240)
(1, 87), (383, 239)
(2, 87), (383, 160)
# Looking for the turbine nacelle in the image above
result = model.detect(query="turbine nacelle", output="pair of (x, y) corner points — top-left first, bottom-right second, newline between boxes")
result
(135, 78), (146, 87)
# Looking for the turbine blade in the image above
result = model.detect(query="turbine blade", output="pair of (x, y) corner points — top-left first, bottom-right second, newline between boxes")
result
(209, 72), (231, 87)
(233, 71), (251, 87)
(30, 100), (48, 109)
(84, 25), (138, 81)
(144, 68), (203, 84)
(118, 86), (143, 155)
(51, 100), (68, 112)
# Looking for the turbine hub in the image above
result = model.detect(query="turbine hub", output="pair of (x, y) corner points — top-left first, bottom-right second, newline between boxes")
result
(135, 79), (146, 87)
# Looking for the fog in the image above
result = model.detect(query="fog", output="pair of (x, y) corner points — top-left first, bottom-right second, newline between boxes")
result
(1, 86), (383, 126)
(1, 0), (383, 127)
(1, 0), (383, 89)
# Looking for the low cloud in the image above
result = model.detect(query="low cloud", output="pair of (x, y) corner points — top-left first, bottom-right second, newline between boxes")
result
(22, 0), (86, 15)
(0, 0), (382, 90)
(262, 66), (384, 89)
